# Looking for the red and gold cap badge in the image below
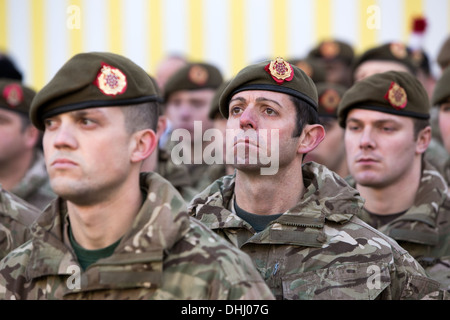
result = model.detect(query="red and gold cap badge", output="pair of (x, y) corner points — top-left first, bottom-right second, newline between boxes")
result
(384, 81), (407, 110)
(320, 41), (340, 59)
(265, 57), (294, 84)
(2, 83), (23, 108)
(189, 65), (209, 86)
(95, 63), (127, 96)
(320, 89), (341, 114)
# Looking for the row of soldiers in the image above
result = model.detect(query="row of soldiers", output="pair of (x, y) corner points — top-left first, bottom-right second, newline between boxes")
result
(0, 35), (449, 299)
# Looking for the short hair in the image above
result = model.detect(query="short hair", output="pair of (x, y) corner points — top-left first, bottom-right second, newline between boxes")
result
(121, 102), (159, 134)
(289, 96), (320, 137)
(412, 117), (430, 140)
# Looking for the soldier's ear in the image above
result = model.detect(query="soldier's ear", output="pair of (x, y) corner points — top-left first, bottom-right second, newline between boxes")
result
(130, 129), (158, 163)
(415, 125), (431, 155)
(297, 124), (325, 155)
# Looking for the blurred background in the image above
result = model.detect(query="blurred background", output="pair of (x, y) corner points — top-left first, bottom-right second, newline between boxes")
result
(0, 0), (449, 91)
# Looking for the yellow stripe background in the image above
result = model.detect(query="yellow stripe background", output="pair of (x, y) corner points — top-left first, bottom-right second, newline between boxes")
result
(31, 0), (45, 91)
(109, 0), (122, 54)
(314, 0), (332, 42)
(0, 0), (7, 52)
(68, 0), (83, 59)
(148, 0), (163, 72)
(358, 0), (378, 54)
(272, 0), (288, 59)
(189, 0), (203, 61)
(403, 0), (423, 41)
(230, 0), (245, 76)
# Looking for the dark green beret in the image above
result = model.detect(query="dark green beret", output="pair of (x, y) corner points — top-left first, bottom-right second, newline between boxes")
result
(437, 36), (450, 70)
(163, 62), (223, 102)
(30, 52), (160, 130)
(352, 42), (417, 75)
(316, 82), (347, 118)
(219, 57), (318, 119)
(432, 66), (450, 106)
(0, 79), (35, 116)
(337, 71), (430, 127)
(288, 57), (326, 83)
(308, 40), (355, 65)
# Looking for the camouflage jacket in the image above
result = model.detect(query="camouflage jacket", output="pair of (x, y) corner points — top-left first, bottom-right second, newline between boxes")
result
(0, 186), (41, 260)
(189, 162), (441, 300)
(0, 172), (274, 300)
(347, 160), (450, 291)
(11, 150), (56, 210)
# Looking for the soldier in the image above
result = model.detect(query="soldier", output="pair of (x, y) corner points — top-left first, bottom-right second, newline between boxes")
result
(337, 71), (450, 291)
(0, 52), (274, 300)
(162, 62), (224, 191)
(432, 66), (450, 184)
(307, 39), (354, 88)
(188, 57), (441, 299)
(303, 82), (349, 178)
(0, 79), (56, 210)
(0, 186), (40, 260)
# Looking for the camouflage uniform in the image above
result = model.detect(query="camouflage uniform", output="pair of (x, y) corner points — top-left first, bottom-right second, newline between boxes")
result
(0, 172), (274, 300)
(0, 186), (40, 260)
(346, 160), (450, 291)
(189, 162), (441, 300)
(10, 150), (56, 210)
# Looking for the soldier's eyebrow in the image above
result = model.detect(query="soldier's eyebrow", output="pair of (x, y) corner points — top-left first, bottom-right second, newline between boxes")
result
(255, 97), (283, 108)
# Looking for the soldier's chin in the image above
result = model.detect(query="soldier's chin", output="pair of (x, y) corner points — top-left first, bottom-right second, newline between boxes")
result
(232, 162), (271, 174)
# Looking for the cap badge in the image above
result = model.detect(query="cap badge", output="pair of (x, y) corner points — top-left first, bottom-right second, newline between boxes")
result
(320, 41), (340, 59)
(2, 83), (23, 108)
(265, 57), (294, 84)
(320, 89), (341, 113)
(384, 82), (407, 110)
(189, 65), (209, 85)
(95, 63), (127, 96)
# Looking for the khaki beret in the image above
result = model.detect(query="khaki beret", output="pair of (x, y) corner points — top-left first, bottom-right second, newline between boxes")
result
(337, 71), (430, 127)
(432, 66), (450, 106)
(316, 82), (347, 118)
(163, 62), (223, 102)
(352, 42), (417, 75)
(30, 52), (160, 130)
(308, 40), (355, 65)
(219, 57), (318, 119)
(0, 79), (35, 116)
(437, 36), (450, 70)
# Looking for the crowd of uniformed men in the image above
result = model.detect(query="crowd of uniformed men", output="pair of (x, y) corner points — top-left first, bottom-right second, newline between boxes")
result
(0, 29), (449, 300)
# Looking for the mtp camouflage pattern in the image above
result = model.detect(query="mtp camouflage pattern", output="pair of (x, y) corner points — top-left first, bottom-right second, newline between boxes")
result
(0, 172), (274, 300)
(10, 150), (56, 211)
(347, 160), (450, 291)
(189, 162), (441, 299)
(0, 186), (40, 260)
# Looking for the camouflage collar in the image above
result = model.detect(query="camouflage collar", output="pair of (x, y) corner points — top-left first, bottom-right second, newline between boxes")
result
(26, 172), (190, 291)
(189, 163), (363, 238)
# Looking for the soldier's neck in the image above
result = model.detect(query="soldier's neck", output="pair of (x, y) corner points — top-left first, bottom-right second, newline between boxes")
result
(234, 163), (304, 216)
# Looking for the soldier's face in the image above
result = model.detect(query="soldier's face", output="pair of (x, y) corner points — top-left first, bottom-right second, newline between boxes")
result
(439, 101), (450, 153)
(165, 89), (214, 135)
(42, 107), (135, 205)
(226, 90), (302, 172)
(344, 108), (425, 188)
(0, 108), (35, 165)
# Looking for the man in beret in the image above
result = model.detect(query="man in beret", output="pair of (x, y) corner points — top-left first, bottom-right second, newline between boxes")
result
(162, 62), (223, 192)
(338, 71), (450, 291)
(189, 57), (441, 299)
(307, 39), (354, 88)
(303, 82), (349, 178)
(0, 52), (274, 300)
(0, 79), (56, 210)
(432, 66), (450, 186)
(437, 36), (450, 71)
